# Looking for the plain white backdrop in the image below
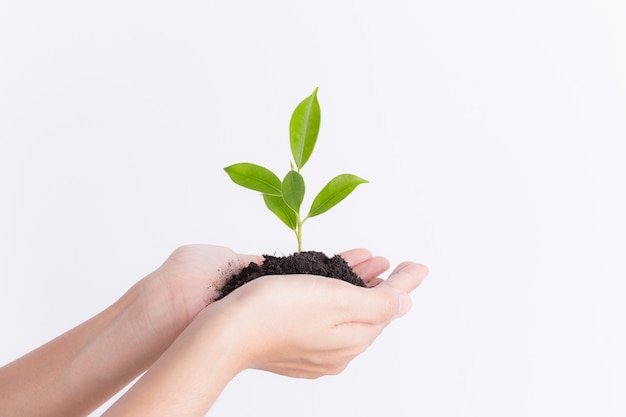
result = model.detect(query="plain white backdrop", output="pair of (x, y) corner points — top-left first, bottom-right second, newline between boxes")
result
(1, 1), (625, 416)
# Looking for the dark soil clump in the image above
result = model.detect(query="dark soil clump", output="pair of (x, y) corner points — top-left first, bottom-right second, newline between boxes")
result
(217, 251), (366, 300)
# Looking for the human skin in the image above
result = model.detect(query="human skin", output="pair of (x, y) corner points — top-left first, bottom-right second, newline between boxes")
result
(0, 245), (428, 417)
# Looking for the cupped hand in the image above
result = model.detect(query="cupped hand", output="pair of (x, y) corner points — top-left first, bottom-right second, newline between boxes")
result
(137, 245), (262, 329)
(210, 257), (428, 379)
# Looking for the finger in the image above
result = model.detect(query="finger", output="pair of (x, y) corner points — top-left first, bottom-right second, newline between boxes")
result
(358, 262), (428, 320)
(339, 248), (372, 268)
(350, 256), (390, 284)
(381, 262), (429, 294)
(333, 284), (404, 325)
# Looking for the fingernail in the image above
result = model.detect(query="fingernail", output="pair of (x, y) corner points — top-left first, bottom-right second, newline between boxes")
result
(396, 293), (412, 318)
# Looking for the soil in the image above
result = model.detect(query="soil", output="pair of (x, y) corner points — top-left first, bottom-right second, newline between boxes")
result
(216, 251), (366, 300)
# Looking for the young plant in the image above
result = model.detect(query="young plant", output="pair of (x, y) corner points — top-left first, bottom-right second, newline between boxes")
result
(224, 87), (368, 252)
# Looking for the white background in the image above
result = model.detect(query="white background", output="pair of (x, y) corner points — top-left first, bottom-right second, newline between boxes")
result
(1, 1), (625, 416)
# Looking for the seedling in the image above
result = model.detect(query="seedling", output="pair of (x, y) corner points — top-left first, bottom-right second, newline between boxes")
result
(224, 88), (368, 252)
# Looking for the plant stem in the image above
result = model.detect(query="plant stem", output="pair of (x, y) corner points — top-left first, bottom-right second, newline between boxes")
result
(295, 167), (304, 252)
(296, 217), (303, 252)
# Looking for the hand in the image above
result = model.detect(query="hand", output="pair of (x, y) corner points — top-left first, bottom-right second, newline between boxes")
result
(136, 245), (262, 330)
(207, 257), (428, 379)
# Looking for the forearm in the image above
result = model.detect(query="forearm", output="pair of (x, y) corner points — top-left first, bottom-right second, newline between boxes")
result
(102, 307), (243, 417)
(0, 274), (186, 417)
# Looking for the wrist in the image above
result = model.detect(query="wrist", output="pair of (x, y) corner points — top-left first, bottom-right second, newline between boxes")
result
(103, 302), (245, 416)
(125, 271), (191, 350)
(190, 301), (255, 373)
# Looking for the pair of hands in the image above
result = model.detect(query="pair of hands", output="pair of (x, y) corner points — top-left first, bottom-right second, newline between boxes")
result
(0, 244), (428, 417)
(141, 244), (428, 379)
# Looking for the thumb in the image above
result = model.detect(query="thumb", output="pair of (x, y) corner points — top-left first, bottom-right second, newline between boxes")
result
(334, 262), (429, 324)
(337, 285), (408, 324)
(381, 262), (429, 294)
(371, 262), (429, 320)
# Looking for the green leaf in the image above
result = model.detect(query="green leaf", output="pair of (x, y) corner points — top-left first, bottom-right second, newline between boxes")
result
(224, 163), (282, 196)
(263, 194), (298, 230)
(307, 174), (368, 218)
(282, 170), (305, 213)
(289, 87), (320, 169)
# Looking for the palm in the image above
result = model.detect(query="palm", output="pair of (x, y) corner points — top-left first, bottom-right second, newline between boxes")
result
(155, 245), (262, 325)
